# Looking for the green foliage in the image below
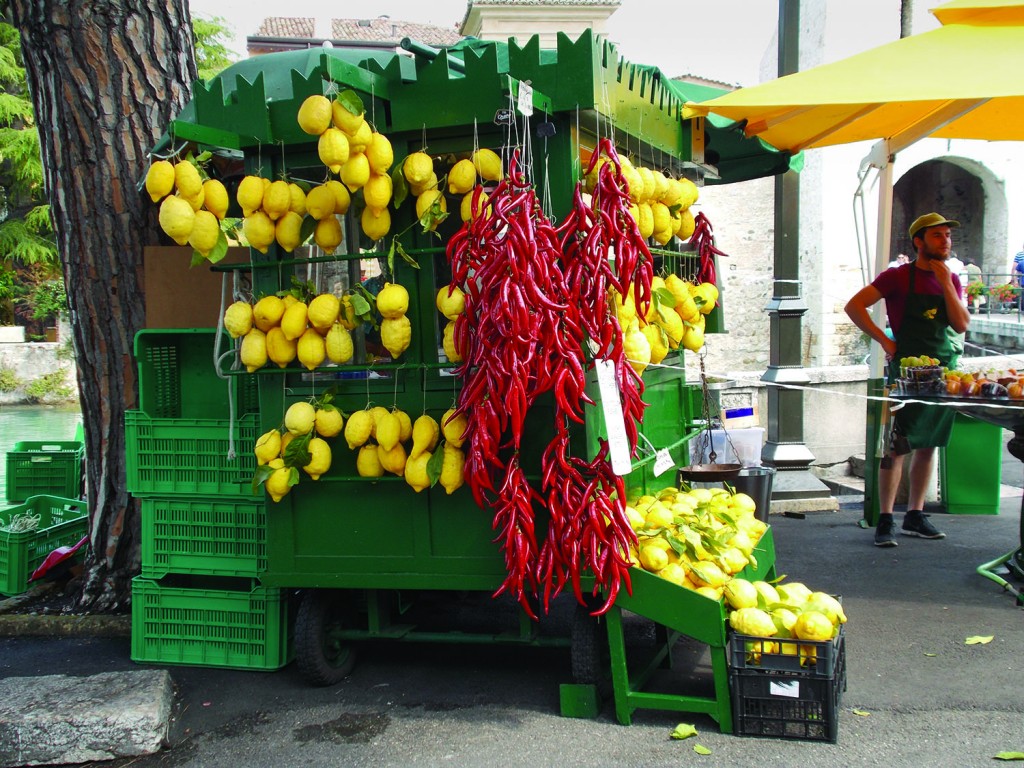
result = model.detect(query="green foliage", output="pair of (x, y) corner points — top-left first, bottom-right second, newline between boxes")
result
(192, 15), (236, 82)
(24, 369), (73, 403)
(0, 217), (56, 265)
(0, 361), (20, 392)
(29, 278), (66, 321)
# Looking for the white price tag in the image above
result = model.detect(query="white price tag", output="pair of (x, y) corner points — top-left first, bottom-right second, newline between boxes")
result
(594, 359), (632, 476)
(769, 680), (801, 698)
(517, 81), (534, 116)
(653, 448), (675, 477)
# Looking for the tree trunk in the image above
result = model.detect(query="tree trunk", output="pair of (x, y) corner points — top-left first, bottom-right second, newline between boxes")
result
(9, 0), (196, 610)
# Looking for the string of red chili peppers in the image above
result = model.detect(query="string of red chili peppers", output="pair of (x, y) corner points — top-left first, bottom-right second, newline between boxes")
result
(689, 211), (727, 287)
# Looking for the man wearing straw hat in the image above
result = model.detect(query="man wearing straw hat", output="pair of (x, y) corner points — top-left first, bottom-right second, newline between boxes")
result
(845, 213), (970, 547)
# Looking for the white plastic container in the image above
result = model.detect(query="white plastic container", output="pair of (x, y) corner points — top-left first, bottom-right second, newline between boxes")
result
(689, 427), (765, 467)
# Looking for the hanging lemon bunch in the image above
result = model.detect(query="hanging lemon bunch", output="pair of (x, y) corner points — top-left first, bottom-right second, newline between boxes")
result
(146, 152), (231, 263)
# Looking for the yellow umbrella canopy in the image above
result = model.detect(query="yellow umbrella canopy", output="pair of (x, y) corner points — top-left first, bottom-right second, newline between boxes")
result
(682, 0), (1024, 152)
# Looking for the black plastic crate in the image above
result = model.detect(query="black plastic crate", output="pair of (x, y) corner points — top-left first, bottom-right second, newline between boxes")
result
(729, 628), (846, 742)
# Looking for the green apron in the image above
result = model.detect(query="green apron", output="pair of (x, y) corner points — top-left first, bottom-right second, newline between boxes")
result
(888, 265), (957, 451)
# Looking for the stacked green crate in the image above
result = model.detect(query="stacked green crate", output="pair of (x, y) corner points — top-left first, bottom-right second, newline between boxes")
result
(126, 329), (289, 671)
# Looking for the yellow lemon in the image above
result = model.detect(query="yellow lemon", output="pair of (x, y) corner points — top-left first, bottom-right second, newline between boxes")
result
(346, 119), (373, 154)
(638, 544), (669, 573)
(308, 293), (340, 334)
(303, 437), (332, 480)
(471, 148), (503, 181)
(363, 172), (393, 209)
(314, 407), (344, 438)
(729, 607), (777, 638)
(265, 461), (294, 503)
(411, 414), (440, 459)
(325, 322), (354, 364)
(314, 216), (343, 253)
(201, 178), (229, 220)
(793, 610), (835, 642)
(623, 322), (652, 375)
(262, 180), (291, 221)
(376, 282), (409, 319)
(296, 328), (326, 371)
(677, 209), (696, 241)
(339, 295), (358, 331)
(805, 593), (847, 626)
(356, 444), (384, 477)
(305, 184), (336, 220)
(318, 127), (350, 173)
(447, 158), (477, 195)
(394, 409), (413, 443)
(775, 582), (813, 606)
(381, 315), (411, 358)
(361, 206), (390, 242)
(275, 210), (304, 252)
(145, 159), (175, 203)
(443, 319), (461, 360)
(173, 160), (203, 199)
(240, 328), (267, 372)
(284, 401), (316, 436)
(236, 175), (265, 217)
(158, 195), (195, 246)
(224, 301), (253, 339)
(415, 189), (446, 222)
(187, 209), (220, 258)
(243, 211), (275, 254)
(441, 406), (468, 448)
(460, 188), (489, 221)
(252, 295), (286, 332)
(375, 410), (402, 451)
(369, 406), (390, 438)
(752, 581), (780, 605)
(288, 183), (307, 216)
(340, 152), (370, 191)
(435, 285), (465, 320)
(297, 94), (333, 135)
(681, 323), (704, 353)
(254, 429), (282, 466)
(404, 451), (432, 493)
(440, 442), (465, 495)
(694, 282), (719, 314)
(344, 410), (374, 450)
(366, 132), (394, 174)
(325, 180), (351, 214)
(403, 152), (434, 186)
(331, 99), (365, 134)
(410, 171), (439, 196)
(378, 441), (407, 476)
(641, 323), (668, 365)
(266, 326), (297, 368)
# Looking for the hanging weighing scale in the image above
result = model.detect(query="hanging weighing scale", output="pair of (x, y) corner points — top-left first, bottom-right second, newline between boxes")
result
(677, 350), (742, 484)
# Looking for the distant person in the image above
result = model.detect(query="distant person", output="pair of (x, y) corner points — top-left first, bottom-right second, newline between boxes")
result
(1013, 243), (1024, 286)
(964, 258), (982, 284)
(887, 253), (910, 269)
(844, 212), (969, 547)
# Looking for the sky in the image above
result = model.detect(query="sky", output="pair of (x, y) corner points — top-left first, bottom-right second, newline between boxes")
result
(187, 0), (778, 86)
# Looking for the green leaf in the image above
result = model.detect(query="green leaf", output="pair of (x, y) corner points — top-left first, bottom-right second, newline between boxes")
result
(653, 286), (676, 310)
(189, 249), (205, 268)
(693, 744), (712, 755)
(337, 89), (364, 117)
(287, 466), (301, 487)
(426, 440), (445, 486)
(387, 240), (395, 277)
(852, 708), (871, 717)
(349, 292), (372, 317)
(391, 162), (409, 209)
(965, 635), (994, 645)
(194, 150), (213, 165)
(205, 229), (230, 264)
(251, 464), (274, 494)
(923, 652), (937, 657)
(299, 214), (317, 247)
(283, 431), (312, 469)
(394, 240), (420, 270)
(994, 752), (1024, 760)
(670, 723), (697, 740)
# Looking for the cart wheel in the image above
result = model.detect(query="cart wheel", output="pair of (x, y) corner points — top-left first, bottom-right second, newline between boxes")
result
(570, 601), (609, 691)
(294, 590), (356, 687)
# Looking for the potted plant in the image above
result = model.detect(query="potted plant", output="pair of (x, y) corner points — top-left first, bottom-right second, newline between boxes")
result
(965, 280), (988, 312)
(28, 280), (68, 340)
(989, 282), (1019, 311)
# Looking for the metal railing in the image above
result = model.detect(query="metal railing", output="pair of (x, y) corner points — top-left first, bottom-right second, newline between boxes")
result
(963, 271), (1022, 318)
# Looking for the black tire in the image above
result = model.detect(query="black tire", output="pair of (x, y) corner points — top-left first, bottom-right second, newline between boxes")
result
(570, 601), (608, 689)
(294, 590), (356, 687)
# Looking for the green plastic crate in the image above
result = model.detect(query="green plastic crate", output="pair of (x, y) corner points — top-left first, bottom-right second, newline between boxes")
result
(141, 497), (267, 579)
(130, 577), (290, 671)
(5, 441), (84, 503)
(124, 412), (257, 497)
(135, 328), (259, 419)
(0, 495), (88, 596)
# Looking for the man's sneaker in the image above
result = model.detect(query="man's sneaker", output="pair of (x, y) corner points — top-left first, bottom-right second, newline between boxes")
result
(874, 516), (898, 547)
(902, 511), (946, 539)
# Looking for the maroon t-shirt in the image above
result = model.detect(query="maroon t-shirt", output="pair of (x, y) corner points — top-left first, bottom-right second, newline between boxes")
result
(871, 262), (963, 335)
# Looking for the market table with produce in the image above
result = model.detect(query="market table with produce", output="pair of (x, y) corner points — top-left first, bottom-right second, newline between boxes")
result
(122, 32), (845, 741)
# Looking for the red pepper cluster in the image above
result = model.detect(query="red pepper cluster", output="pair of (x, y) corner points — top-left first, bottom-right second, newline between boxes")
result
(445, 143), (655, 618)
(690, 211), (727, 287)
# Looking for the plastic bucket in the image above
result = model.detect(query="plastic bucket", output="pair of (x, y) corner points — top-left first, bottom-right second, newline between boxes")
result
(732, 466), (776, 523)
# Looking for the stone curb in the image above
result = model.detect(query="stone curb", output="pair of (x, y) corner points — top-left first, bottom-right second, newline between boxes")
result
(0, 613), (131, 638)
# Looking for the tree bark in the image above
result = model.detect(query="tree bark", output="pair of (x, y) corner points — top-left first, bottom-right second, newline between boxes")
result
(9, 0), (196, 610)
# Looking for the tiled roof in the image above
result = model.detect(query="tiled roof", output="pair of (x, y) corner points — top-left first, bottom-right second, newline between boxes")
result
(253, 16), (461, 47)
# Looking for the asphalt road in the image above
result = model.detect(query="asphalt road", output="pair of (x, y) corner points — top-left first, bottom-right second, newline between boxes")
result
(3, 488), (1023, 768)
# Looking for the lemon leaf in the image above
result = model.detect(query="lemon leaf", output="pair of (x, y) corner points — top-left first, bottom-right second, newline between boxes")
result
(670, 723), (697, 740)
(189, 249), (205, 268)
(994, 752), (1024, 760)
(287, 466), (301, 487)
(337, 89), (364, 117)
(251, 464), (274, 494)
(924, 652), (937, 657)
(283, 431), (312, 469)
(426, 439), (445, 486)
(299, 214), (317, 247)
(965, 635), (994, 645)
(391, 163), (409, 209)
(852, 708), (871, 717)
(693, 744), (712, 755)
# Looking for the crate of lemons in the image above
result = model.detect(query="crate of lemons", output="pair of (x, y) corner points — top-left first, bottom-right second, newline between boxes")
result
(628, 486), (846, 667)
(223, 279), (417, 372)
(612, 275), (719, 375)
(251, 396), (468, 503)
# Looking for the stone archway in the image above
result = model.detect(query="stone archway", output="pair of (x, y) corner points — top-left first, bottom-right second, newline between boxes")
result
(892, 157), (1007, 277)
